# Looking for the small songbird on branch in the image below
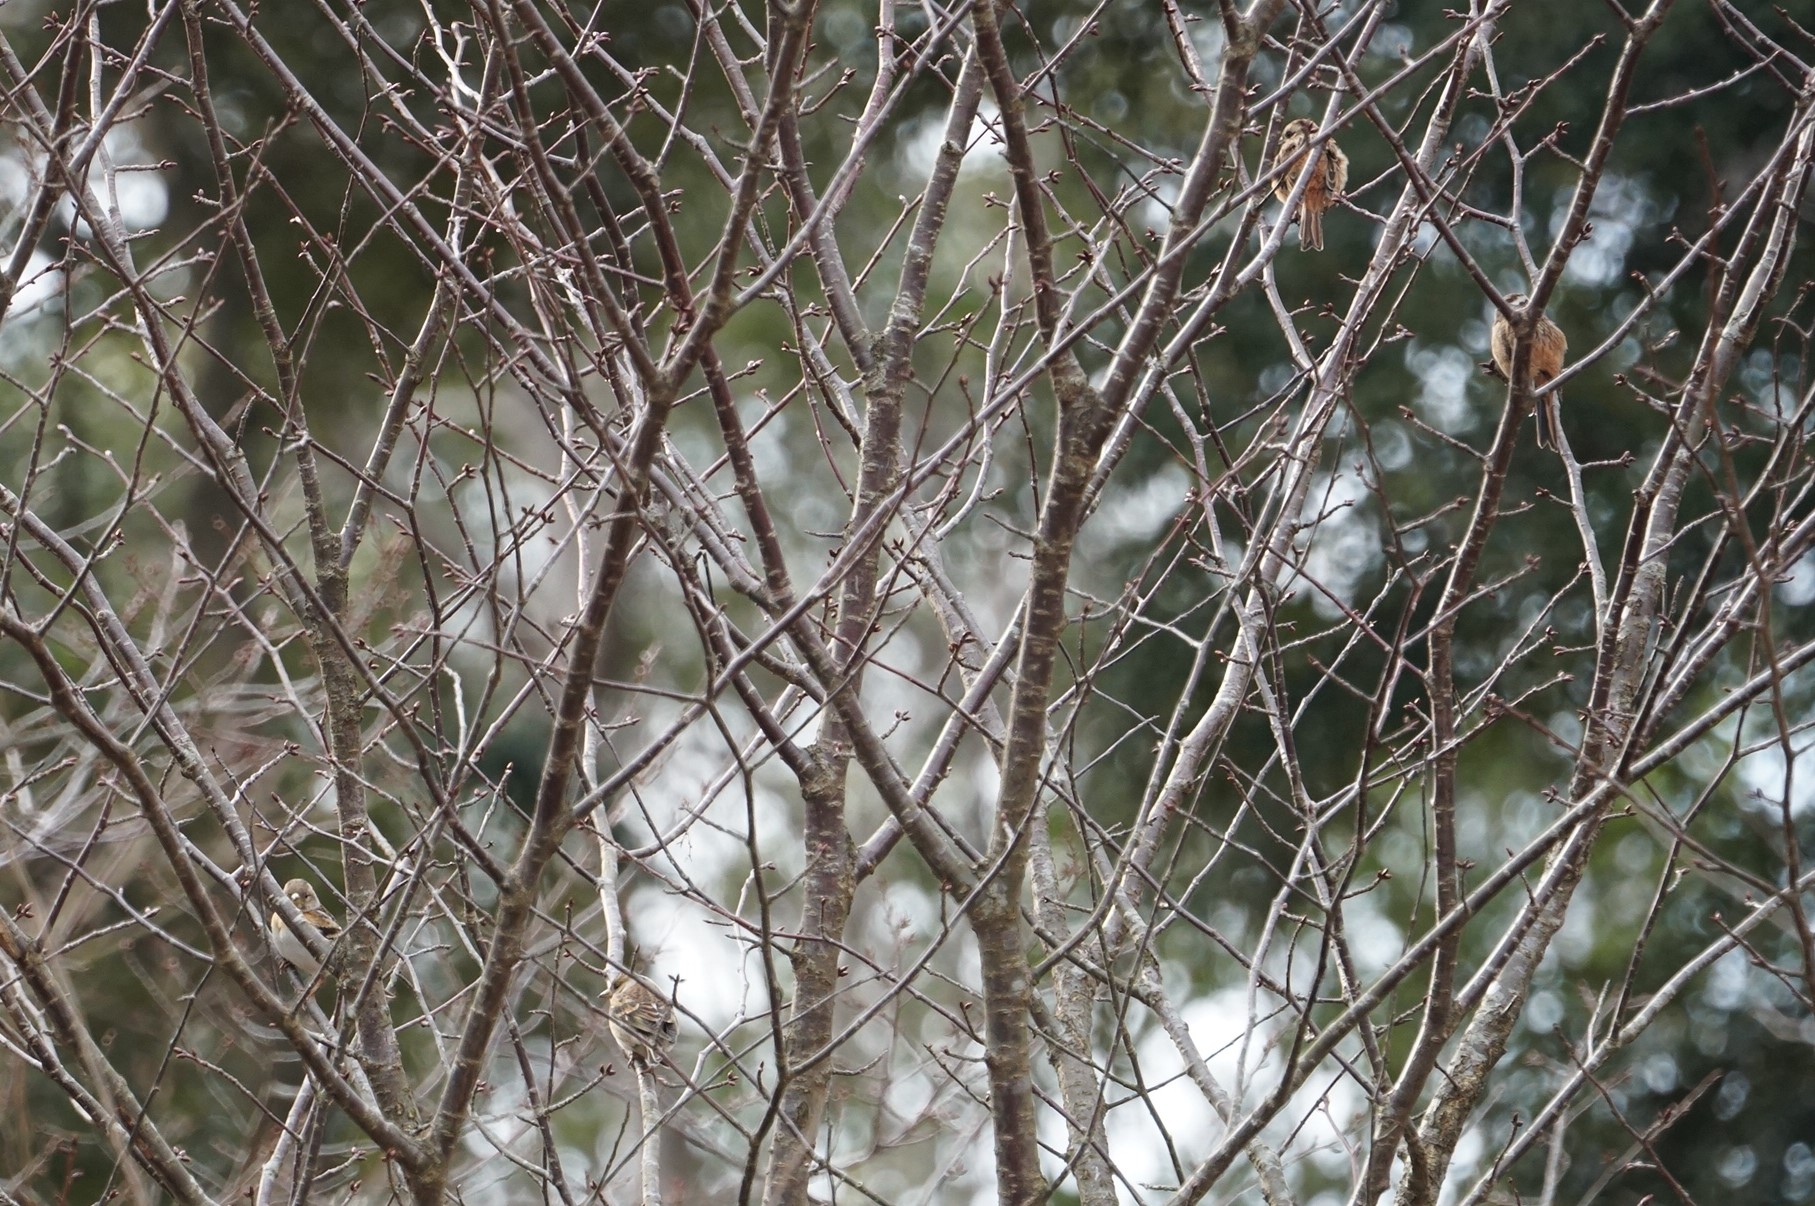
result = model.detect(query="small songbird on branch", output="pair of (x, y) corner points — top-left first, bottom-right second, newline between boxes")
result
(1270, 118), (1349, 251)
(1490, 293), (1569, 449)
(269, 878), (342, 982)
(605, 974), (678, 1070)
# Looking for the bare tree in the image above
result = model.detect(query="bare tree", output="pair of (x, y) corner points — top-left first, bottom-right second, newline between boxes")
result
(3, 0), (1814, 1202)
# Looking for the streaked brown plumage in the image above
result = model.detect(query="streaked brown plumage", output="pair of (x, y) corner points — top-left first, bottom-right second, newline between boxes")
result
(270, 878), (342, 982)
(1490, 293), (1569, 449)
(605, 975), (677, 1069)
(1270, 118), (1349, 251)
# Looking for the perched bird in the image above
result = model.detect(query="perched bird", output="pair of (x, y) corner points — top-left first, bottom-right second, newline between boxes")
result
(1490, 294), (1569, 449)
(270, 878), (342, 982)
(605, 974), (677, 1069)
(1270, 118), (1349, 251)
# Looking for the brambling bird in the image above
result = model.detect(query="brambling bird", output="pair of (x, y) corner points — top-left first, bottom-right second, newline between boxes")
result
(1270, 118), (1349, 251)
(270, 878), (342, 982)
(605, 974), (677, 1069)
(1490, 294), (1569, 449)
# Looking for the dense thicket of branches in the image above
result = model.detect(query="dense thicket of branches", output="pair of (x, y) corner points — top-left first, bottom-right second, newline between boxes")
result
(2, 0), (1814, 1202)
